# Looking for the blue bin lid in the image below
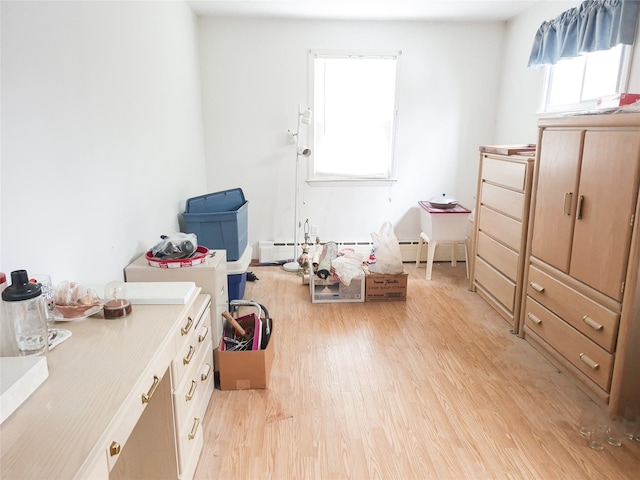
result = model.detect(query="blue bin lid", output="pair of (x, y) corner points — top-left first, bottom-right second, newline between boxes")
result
(186, 188), (246, 213)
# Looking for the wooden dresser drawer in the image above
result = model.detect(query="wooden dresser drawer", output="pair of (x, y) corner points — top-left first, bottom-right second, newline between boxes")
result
(477, 206), (522, 251)
(482, 155), (527, 190)
(524, 297), (614, 391)
(474, 257), (515, 312)
(527, 265), (620, 352)
(477, 232), (518, 281)
(480, 183), (525, 221)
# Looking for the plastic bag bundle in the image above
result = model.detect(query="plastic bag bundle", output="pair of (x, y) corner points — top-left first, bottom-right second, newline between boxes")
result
(331, 251), (364, 286)
(151, 233), (197, 259)
(369, 222), (404, 274)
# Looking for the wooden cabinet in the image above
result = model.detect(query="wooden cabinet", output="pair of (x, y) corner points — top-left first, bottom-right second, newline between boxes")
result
(522, 113), (640, 415)
(530, 129), (639, 300)
(471, 149), (535, 333)
(125, 249), (228, 371)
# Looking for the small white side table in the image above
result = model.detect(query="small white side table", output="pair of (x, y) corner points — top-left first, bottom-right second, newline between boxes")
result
(415, 201), (472, 280)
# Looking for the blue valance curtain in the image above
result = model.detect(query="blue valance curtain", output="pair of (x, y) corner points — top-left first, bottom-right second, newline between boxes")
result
(528, 0), (640, 68)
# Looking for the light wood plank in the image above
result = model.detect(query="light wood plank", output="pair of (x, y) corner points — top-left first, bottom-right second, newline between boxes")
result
(195, 264), (640, 480)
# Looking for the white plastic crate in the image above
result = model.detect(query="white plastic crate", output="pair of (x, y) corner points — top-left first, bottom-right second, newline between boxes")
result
(309, 275), (365, 303)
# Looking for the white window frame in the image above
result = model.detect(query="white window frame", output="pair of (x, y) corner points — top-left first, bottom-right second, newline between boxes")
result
(308, 50), (400, 185)
(540, 44), (634, 113)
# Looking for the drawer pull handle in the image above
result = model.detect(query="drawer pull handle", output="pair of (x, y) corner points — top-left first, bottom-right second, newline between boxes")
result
(188, 417), (200, 440)
(198, 326), (209, 343)
(142, 375), (160, 404)
(109, 441), (121, 457)
(527, 312), (542, 325)
(201, 363), (212, 381)
(563, 192), (572, 216)
(579, 353), (599, 370)
(181, 316), (194, 336)
(582, 315), (603, 331)
(183, 345), (195, 365)
(530, 282), (545, 293)
(186, 380), (197, 401)
(577, 194), (585, 220)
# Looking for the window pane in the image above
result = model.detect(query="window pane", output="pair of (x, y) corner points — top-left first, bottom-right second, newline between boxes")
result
(543, 45), (628, 112)
(313, 55), (397, 179)
(548, 56), (584, 106)
(582, 45), (622, 101)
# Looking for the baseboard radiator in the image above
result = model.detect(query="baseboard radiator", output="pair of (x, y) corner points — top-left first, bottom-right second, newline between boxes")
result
(258, 240), (467, 264)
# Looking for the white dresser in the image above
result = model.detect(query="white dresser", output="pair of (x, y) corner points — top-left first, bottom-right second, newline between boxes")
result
(0, 290), (213, 479)
(125, 250), (228, 367)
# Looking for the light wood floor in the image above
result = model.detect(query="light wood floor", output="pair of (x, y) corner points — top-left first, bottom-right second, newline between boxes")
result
(194, 262), (640, 480)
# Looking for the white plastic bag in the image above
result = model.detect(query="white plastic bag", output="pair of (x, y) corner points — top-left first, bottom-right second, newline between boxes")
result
(331, 252), (364, 286)
(369, 222), (404, 274)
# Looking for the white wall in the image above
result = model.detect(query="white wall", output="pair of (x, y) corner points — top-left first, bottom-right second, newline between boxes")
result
(0, 1), (207, 283)
(496, 0), (640, 142)
(198, 18), (505, 251)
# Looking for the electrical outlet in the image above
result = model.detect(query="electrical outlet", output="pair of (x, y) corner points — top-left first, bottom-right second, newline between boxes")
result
(311, 224), (320, 236)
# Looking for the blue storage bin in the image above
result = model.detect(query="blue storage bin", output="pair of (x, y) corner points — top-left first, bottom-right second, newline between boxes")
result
(181, 188), (248, 261)
(185, 188), (246, 214)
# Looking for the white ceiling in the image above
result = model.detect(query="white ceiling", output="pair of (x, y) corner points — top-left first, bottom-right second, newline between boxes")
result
(186, 0), (547, 22)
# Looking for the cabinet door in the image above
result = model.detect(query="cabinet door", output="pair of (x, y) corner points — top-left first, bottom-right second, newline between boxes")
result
(569, 130), (640, 301)
(530, 129), (583, 271)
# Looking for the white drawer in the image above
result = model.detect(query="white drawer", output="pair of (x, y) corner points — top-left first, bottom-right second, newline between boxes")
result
(173, 336), (212, 424)
(172, 302), (210, 386)
(175, 409), (204, 479)
(197, 345), (215, 419)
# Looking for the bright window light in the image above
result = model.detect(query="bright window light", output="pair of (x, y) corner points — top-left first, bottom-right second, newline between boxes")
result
(311, 53), (399, 181)
(543, 44), (631, 112)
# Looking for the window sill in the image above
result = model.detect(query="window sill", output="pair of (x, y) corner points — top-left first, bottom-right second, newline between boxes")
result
(307, 178), (398, 187)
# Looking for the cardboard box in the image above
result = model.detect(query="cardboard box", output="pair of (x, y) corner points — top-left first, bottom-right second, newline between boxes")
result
(309, 275), (365, 303)
(365, 273), (408, 302)
(218, 316), (274, 390)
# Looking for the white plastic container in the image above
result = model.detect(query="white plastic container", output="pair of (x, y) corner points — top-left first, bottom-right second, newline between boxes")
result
(227, 245), (252, 306)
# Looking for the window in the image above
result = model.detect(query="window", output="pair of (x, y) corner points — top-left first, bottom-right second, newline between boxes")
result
(541, 44), (632, 113)
(310, 52), (399, 182)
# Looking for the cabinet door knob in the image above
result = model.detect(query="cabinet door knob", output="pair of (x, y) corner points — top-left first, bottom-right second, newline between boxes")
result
(198, 326), (209, 343)
(185, 380), (197, 402)
(201, 363), (212, 381)
(181, 316), (194, 336)
(109, 441), (121, 457)
(576, 194), (585, 220)
(183, 345), (195, 365)
(563, 192), (572, 216)
(582, 315), (603, 331)
(188, 417), (200, 440)
(141, 375), (160, 404)
(527, 312), (542, 325)
(579, 353), (599, 370)
(530, 282), (545, 293)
